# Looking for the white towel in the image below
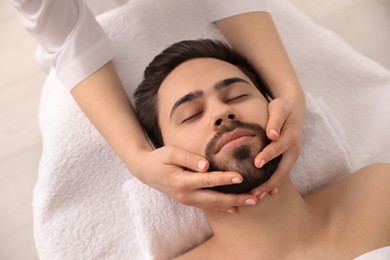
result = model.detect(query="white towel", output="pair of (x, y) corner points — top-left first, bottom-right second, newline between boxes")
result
(122, 93), (352, 259)
(34, 0), (390, 259)
(354, 246), (390, 260)
(267, 1), (390, 171)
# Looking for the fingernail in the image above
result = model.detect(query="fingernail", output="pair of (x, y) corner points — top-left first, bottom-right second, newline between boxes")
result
(258, 159), (266, 168)
(227, 209), (235, 214)
(232, 177), (242, 184)
(245, 199), (257, 205)
(197, 160), (207, 170)
(260, 192), (267, 200)
(270, 129), (279, 137)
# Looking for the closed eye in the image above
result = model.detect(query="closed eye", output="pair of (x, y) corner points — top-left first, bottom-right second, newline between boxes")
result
(181, 111), (203, 124)
(225, 94), (249, 103)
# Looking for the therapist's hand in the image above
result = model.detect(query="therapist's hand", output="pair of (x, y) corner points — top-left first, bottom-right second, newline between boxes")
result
(251, 94), (305, 198)
(136, 146), (259, 213)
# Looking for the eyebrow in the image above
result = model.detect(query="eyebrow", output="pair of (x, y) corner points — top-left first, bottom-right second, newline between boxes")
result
(169, 77), (250, 119)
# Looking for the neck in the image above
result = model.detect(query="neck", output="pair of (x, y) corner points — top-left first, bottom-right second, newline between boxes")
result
(204, 179), (319, 258)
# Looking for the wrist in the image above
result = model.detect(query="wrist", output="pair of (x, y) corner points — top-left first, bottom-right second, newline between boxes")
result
(121, 139), (153, 181)
(272, 84), (305, 105)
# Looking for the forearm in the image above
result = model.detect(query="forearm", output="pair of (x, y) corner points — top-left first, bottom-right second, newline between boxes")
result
(217, 12), (305, 188)
(216, 12), (304, 101)
(71, 61), (152, 179)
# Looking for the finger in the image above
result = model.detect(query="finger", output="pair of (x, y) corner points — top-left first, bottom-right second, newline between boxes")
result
(178, 170), (244, 191)
(267, 150), (299, 189)
(266, 101), (290, 141)
(187, 190), (258, 211)
(254, 137), (289, 168)
(165, 146), (210, 172)
(253, 149), (299, 194)
(250, 189), (268, 201)
(226, 207), (237, 214)
(270, 187), (278, 196)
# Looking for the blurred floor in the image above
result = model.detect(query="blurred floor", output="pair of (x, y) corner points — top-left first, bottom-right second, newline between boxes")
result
(290, 0), (390, 69)
(0, 0), (388, 259)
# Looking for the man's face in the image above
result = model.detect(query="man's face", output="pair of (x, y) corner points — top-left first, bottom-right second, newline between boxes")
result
(157, 58), (274, 193)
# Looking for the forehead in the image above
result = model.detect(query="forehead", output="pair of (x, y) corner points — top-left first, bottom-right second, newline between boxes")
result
(158, 58), (252, 103)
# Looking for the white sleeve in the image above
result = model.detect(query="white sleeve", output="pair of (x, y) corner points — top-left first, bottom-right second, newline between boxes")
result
(11, 0), (116, 90)
(201, 0), (269, 22)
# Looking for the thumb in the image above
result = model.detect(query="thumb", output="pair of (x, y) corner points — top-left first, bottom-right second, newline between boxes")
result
(266, 101), (289, 141)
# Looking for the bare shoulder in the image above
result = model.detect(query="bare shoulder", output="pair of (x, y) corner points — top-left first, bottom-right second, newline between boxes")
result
(317, 163), (390, 199)
(344, 163), (390, 198)
(311, 163), (390, 247)
(327, 163), (390, 213)
(311, 163), (390, 198)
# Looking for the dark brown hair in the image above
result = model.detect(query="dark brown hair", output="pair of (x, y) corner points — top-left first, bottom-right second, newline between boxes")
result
(134, 39), (269, 148)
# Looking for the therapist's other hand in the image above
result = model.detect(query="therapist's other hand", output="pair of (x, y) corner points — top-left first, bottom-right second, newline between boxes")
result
(136, 145), (258, 212)
(252, 94), (305, 197)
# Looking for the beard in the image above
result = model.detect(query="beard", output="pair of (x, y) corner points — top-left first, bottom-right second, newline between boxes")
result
(205, 121), (281, 194)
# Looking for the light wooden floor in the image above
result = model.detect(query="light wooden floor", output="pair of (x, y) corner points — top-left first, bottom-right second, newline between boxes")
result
(0, 0), (389, 259)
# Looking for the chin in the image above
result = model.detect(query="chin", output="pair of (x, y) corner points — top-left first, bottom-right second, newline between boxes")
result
(204, 121), (281, 194)
(207, 144), (282, 194)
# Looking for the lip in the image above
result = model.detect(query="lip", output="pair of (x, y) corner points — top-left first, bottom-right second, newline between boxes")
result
(215, 128), (256, 154)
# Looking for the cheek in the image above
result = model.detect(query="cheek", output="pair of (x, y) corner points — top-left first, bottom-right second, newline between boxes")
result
(162, 125), (207, 156)
(238, 101), (268, 128)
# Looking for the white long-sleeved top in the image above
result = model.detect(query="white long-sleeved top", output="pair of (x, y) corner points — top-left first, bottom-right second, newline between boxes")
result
(12, 0), (268, 90)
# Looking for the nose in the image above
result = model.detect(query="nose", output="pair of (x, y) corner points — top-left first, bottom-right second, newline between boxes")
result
(212, 105), (236, 130)
(215, 113), (235, 127)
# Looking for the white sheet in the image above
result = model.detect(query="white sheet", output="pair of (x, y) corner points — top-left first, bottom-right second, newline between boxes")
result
(355, 246), (390, 260)
(34, 0), (390, 259)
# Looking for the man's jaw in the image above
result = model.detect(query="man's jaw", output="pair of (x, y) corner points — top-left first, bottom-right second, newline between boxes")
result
(204, 122), (281, 194)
